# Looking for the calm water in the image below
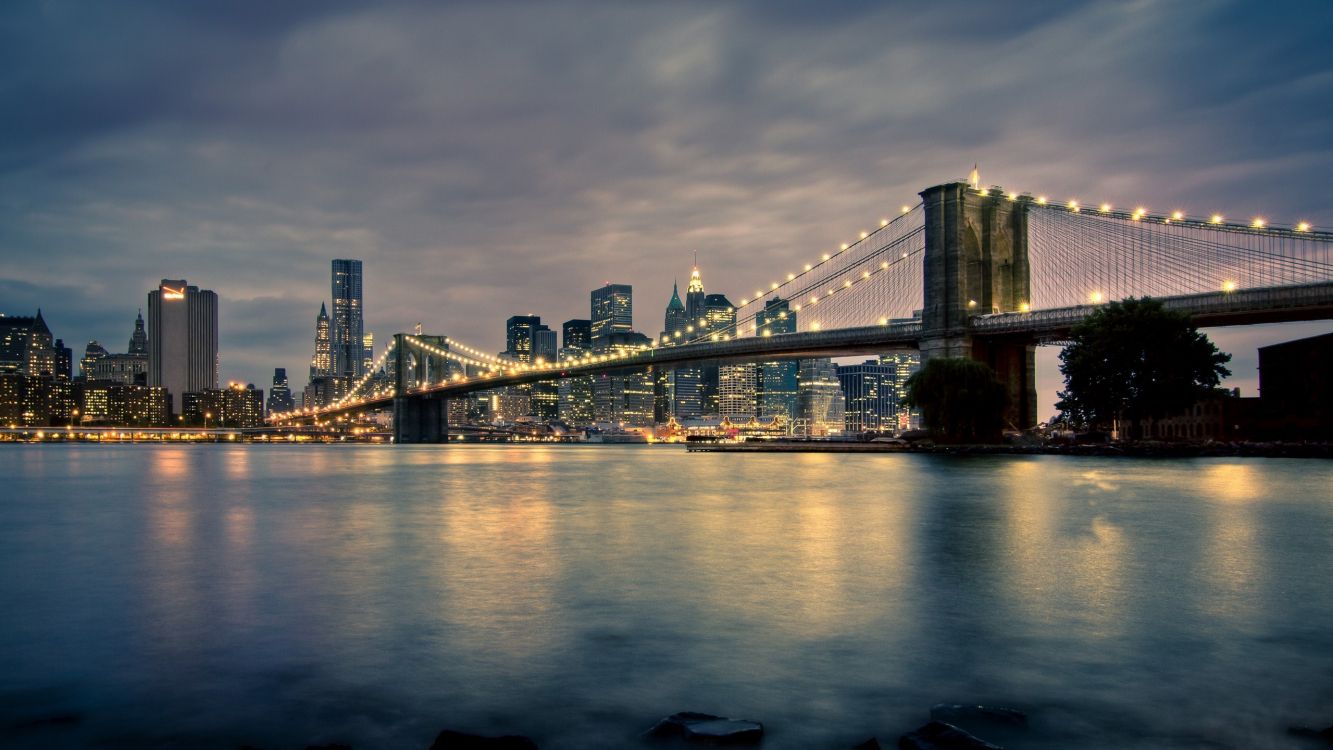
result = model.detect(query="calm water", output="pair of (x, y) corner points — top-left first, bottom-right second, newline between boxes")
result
(0, 445), (1331, 749)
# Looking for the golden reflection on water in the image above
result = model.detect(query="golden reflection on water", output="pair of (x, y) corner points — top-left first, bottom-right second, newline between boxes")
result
(1003, 458), (1129, 639)
(1196, 463), (1265, 626)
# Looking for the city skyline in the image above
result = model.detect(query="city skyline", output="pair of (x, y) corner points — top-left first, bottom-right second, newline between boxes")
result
(2, 2), (1332, 419)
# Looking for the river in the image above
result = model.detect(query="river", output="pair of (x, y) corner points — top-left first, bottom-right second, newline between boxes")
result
(1, 445), (1330, 748)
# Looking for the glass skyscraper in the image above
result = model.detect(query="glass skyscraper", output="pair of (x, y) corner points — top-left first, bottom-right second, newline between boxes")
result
(331, 259), (365, 378)
(590, 283), (632, 343)
(756, 297), (797, 418)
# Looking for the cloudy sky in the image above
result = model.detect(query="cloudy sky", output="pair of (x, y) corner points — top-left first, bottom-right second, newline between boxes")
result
(3, 0), (1330, 418)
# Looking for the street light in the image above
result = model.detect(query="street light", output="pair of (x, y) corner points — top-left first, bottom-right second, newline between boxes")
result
(204, 411), (212, 431)
(70, 408), (79, 428)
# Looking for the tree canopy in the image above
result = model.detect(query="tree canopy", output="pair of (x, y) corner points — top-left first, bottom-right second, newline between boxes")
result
(1056, 297), (1231, 438)
(903, 357), (1008, 443)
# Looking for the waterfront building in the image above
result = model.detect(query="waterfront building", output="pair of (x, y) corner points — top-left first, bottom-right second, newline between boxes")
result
(879, 351), (922, 430)
(148, 279), (218, 414)
(184, 383), (264, 427)
(267, 368), (295, 414)
(77, 380), (112, 424)
(838, 359), (899, 434)
(490, 388), (531, 424)
(590, 283), (633, 343)
(796, 358), (846, 436)
(718, 362), (758, 419)
(331, 259), (365, 379)
(80, 341), (109, 380)
(302, 375), (349, 409)
(701, 293), (736, 415)
(0, 371), (74, 426)
(310, 303), (332, 380)
(558, 319), (595, 425)
(592, 331), (654, 426)
(106, 384), (170, 426)
(658, 282), (702, 420)
(756, 297), (797, 420)
(0, 310), (57, 377)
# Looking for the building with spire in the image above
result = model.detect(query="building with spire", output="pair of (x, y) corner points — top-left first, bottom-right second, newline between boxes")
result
(686, 256), (706, 326)
(0, 309), (57, 377)
(310, 303), (331, 380)
(658, 280), (701, 420)
(129, 310), (148, 355)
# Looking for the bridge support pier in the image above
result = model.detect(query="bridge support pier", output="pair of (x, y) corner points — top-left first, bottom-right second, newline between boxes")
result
(393, 396), (449, 444)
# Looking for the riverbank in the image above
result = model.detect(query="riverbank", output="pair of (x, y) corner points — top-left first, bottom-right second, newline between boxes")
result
(687, 440), (1333, 458)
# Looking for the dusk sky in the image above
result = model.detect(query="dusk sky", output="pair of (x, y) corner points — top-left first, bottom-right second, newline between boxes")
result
(3, 0), (1331, 418)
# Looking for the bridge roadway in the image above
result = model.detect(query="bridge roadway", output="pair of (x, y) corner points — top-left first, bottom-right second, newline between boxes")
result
(295, 280), (1333, 418)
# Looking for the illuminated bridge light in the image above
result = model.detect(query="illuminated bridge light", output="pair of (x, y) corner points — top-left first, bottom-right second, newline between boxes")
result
(901, 205), (911, 213)
(1068, 200), (1079, 212)
(1090, 291), (1105, 303)
(1019, 302), (1031, 312)
(1172, 210), (1184, 220)
(879, 317), (889, 325)
(821, 253), (830, 261)
(1211, 214), (1224, 224)
(810, 322), (821, 330)
(881, 261), (888, 268)
(1222, 280), (1237, 292)
(804, 263), (813, 271)
(1297, 221), (1311, 232)
(1100, 203), (1111, 213)
(1132, 207), (1147, 221)
(1036, 195), (1048, 205)
(1251, 217), (1266, 228)
(771, 282), (779, 290)
(840, 243), (849, 251)
(881, 218), (889, 226)
(859, 231), (868, 239)
(787, 273), (796, 281)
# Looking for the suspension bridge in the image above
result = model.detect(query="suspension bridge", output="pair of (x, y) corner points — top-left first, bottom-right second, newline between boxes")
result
(270, 179), (1333, 443)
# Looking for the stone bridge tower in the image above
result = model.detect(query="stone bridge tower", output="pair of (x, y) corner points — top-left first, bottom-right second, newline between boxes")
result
(920, 182), (1037, 429)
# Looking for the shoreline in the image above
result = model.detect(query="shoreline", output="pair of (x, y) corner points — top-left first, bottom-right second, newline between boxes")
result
(686, 440), (1333, 458)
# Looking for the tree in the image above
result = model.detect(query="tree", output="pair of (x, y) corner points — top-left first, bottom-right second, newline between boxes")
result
(903, 357), (1008, 443)
(1056, 297), (1231, 439)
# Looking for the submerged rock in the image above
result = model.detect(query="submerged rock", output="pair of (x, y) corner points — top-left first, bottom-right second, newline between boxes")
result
(429, 729), (539, 749)
(644, 712), (764, 744)
(898, 721), (1003, 750)
(928, 705), (1027, 728)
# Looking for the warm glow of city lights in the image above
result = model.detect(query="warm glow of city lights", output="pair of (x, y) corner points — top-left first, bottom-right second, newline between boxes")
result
(1251, 217), (1265, 228)
(1222, 280), (1237, 292)
(1100, 203), (1111, 213)
(1297, 221), (1311, 232)
(1211, 214), (1224, 224)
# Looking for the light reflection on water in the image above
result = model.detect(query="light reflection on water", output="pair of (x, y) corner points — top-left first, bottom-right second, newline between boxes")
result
(0, 445), (1330, 749)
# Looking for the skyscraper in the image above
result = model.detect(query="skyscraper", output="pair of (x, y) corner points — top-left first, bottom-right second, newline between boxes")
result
(701, 293), (736, 414)
(53, 339), (72, 380)
(757, 297), (798, 418)
(331, 259), (365, 378)
(880, 351), (922, 430)
(310, 303), (331, 380)
(80, 341), (108, 379)
(267, 367), (295, 414)
(559, 319), (594, 425)
(797, 358), (845, 436)
(148, 279), (218, 413)
(363, 332), (374, 375)
(590, 283), (632, 343)
(505, 315), (545, 362)
(0, 310), (56, 377)
(660, 281), (701, 419)
(686, 261), (706, 329)
(837, 359), (899, 434)
(718, 362), (758, 419)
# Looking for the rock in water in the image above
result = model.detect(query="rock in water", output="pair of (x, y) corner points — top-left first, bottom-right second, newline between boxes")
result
(644, 712), (764, 744)
(929, 704), (1027, 728)
(429, 729), (539, 749)
(898, 720), (1003, 750)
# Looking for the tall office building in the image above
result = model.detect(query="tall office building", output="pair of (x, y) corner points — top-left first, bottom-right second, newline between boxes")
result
(837, 359), (899, 434)
(331, 259), (365, 378)
(592, 331), (654, 426)
(505, 315), (545, 362)
(686, 262), (707, 328)
(80, 341), (108, 379)
(267, 367), (295, 414)
(563, 319), (592, 351)
(756, 297), (798, 418)
(363, 332), (375, 375)
(310, 303), (331, 380)
(148, 279), (218, 413)
(797, 358), (845, 436)
(53, 339), (72, 380)
(659, 282), (701, 419)
(590, 283), (632, 343)
(0, 310), (57, 377)
(701, 293), (736, 415)
(718, 362), (758, 419)
(559, 319), (594, 425)
(880, 351), (922, 430)
(128, 310), (148, 355)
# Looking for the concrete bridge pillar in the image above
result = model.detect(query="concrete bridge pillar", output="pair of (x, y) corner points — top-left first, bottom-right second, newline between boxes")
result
(393, 395), (448, 443)
(920, 182), (1038, 429)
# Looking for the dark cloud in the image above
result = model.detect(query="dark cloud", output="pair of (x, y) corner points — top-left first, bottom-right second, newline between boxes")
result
(2, 0), (1330, 416)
